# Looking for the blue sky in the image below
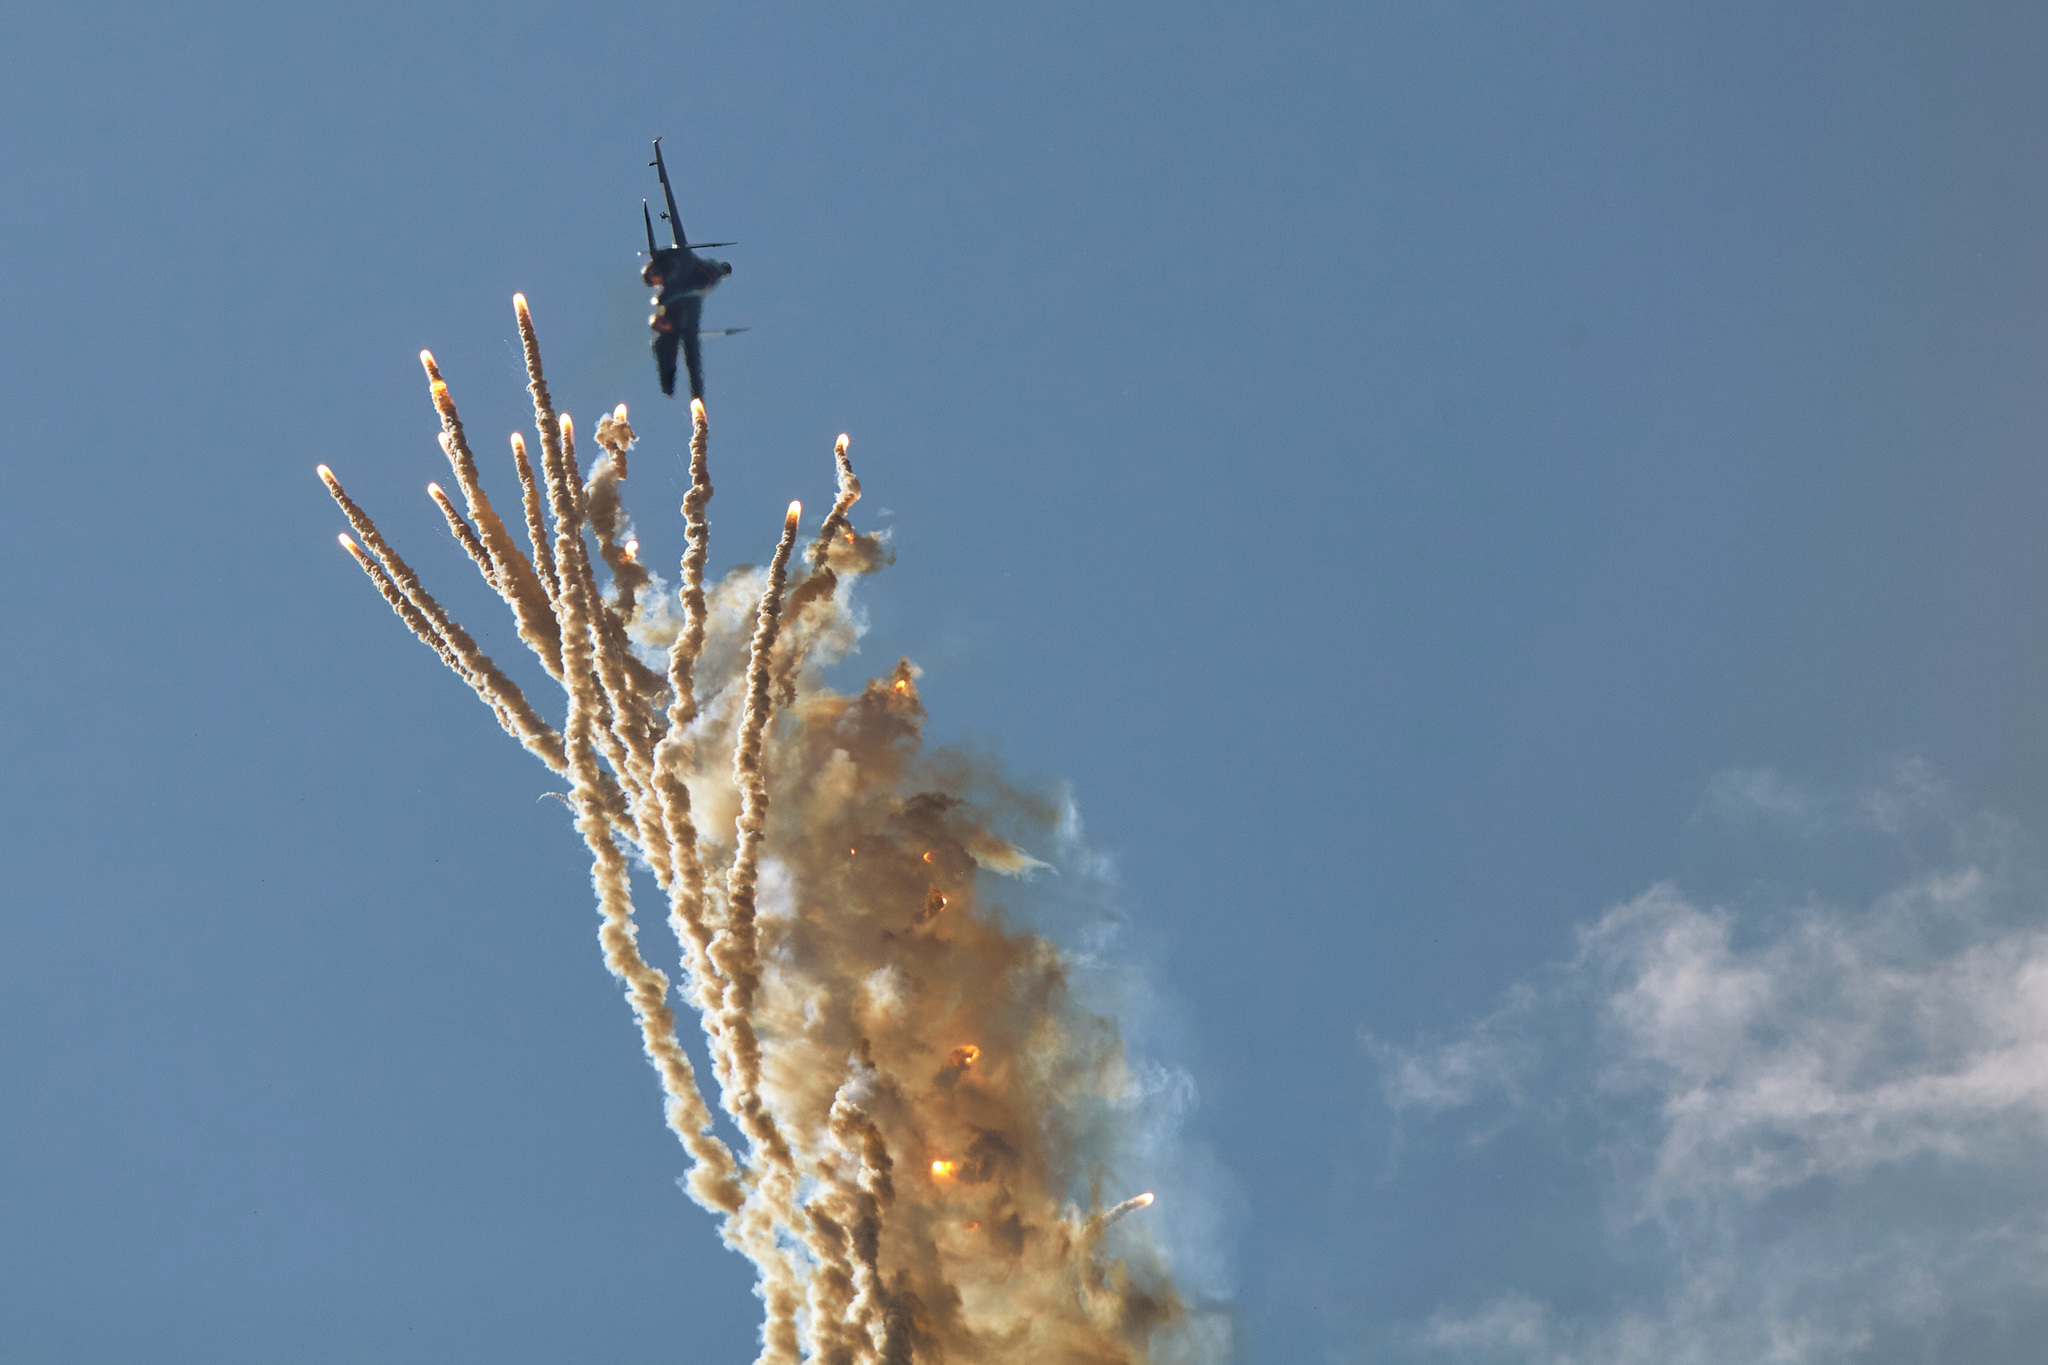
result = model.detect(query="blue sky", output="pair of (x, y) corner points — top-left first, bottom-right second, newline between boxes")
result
(6, 4), (2048, 1361)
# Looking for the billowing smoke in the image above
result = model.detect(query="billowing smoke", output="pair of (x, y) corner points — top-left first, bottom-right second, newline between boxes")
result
(321, 295), (1211, 1363)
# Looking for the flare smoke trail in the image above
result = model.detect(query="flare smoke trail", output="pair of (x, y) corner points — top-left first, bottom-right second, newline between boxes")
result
(322, 296), (1204, 1364)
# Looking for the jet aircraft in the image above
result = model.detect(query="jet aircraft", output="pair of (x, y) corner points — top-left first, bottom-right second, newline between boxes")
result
(641, 137), (743, 400)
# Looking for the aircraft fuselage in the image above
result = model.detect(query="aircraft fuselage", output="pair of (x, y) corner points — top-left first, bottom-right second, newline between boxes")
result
(645, 248), (729, 332)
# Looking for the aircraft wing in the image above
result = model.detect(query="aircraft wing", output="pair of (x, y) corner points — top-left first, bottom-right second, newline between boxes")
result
(653, 329), (681, 397)
(678, 296), (707, 400)
(651, 295), (706, 398)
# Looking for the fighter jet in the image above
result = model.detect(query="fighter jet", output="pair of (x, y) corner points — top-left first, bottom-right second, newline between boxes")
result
(641, 137), (743, 400)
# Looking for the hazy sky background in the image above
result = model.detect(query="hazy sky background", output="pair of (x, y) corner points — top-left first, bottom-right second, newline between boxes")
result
(7, 3), (2048, 1361)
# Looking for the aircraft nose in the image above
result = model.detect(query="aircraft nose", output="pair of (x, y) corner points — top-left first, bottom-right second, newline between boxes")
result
(720, 261), (733, 277)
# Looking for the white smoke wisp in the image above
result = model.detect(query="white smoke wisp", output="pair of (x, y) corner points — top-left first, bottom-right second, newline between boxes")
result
(321, 296), (1219, 1364)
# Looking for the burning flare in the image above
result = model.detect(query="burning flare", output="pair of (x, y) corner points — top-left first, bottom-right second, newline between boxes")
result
(319, 294), (1196, 1364)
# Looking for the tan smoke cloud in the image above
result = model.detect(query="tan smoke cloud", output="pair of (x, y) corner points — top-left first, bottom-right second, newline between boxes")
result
(321, 295), (1201, 1364)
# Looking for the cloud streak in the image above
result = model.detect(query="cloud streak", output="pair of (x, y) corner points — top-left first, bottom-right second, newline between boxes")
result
(1370, 766), (2048, 1363)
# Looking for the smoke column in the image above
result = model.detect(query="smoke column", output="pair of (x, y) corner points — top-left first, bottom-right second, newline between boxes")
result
(322, 296), (1205, 1363)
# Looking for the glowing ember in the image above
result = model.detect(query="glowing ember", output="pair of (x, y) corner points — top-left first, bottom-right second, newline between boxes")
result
(930, 1160), (956, 1179)
(950, 1045), (981, 1068)
(623, 538), (639, 560)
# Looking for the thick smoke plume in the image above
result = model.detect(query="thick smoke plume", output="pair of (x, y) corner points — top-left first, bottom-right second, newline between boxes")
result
(322, 296), (1201, 1363)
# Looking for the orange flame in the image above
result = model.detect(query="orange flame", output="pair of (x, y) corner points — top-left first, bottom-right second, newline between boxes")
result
(930, 1160), (956, 1179)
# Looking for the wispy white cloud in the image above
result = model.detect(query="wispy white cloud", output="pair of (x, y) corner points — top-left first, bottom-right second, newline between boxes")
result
(1368, 984), (1541, 1115)
(1420, 1292), (1550, 1353)
(1597, 876), (2048, 1208)
(1369, 767), (2048, 1362)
